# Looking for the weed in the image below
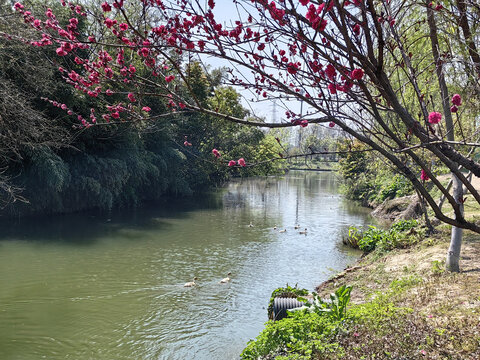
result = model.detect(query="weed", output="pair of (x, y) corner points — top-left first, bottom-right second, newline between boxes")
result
(431, 260), (445, 275)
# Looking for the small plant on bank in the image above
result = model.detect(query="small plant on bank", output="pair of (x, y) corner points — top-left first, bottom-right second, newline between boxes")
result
(431, 260), (446, 275)
(298, 285), (353, 322)
(344, 220), (421, 253)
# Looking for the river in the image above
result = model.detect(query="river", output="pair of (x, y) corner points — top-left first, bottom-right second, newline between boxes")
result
(0, 171), (372, 360)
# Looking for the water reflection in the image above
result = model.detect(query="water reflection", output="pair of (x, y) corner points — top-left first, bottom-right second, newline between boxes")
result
(0, 171), (372, 360)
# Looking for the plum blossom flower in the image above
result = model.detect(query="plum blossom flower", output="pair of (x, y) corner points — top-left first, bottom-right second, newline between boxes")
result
(328, 83), (337, 94)
(329, 121), (335, 127)
(228, 160), (236, 167)
(452, 94), (462, 106)
(351, 68), (364, 80)
(165, 75), (175, 83)
(119, 23), (128, 31)
(56, 47), (67, 56)
(101, 2), (111, 12)
(127, 93), (136, 102)
(212, 149), (221, 158)
(421, 169), (430, 181)
(238, 158), (246, 167)
(142, 106), (151, 112)
(428, 111), (442, 124)
(184, 141), (192, 146)
(450, 105), (458, 113)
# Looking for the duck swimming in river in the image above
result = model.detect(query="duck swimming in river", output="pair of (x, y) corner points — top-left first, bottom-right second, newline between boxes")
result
(184, 277), (198, 287)
(220, 272), (232, 283)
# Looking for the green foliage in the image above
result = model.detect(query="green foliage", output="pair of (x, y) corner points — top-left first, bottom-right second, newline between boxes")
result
(374, 174), (414, 203)
(345, 220), (421, 253)
(300, 285), (352, 322)
(241, 311), (342, 360)
(337, 140), (414, 206)
(242, 277), (422, 360)
(431, 260), (446, 275)
(244, 285), (353, 360)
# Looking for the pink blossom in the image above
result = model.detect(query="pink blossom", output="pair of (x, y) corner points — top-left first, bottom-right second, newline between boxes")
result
(138, 47), (149, 57)
(300, 120), (308, 127)
(452, 94), (462, 106)
(212, 149), (221, 158)
(127, 93), (136, 102)
(105, 18), (114, 28)
(420, 350), (427, 356)
(351, 68), (364, 80)
(328, 83), (337, 94)
(56, 47), (67, 56)
(88, 35), (95, 42)
(421, 169), (430, 181)
(329, 121), (335, 127)
(184, 141), (192, 146)
(428, 111), (442, 124)
(228, 160), (236, 167)
(353, 24), (361, 36)
(14, 2), (24, 10)
(299, 0), (309, 5)
(142, 106), (151, 112)
(101, 2), (111, 12)
(238, 158), (246, 167)
(450, 105), (458, 113)
(178, 102), (186, 109)
(61, 104), (67, 110)
(325, 64), (336, 80)
(105, 89), (114, 96)
(353, 332), (359, 337)
(119, 23), (128, 31)
(111, 112), (120, 119)
(165, 75), (175, 83)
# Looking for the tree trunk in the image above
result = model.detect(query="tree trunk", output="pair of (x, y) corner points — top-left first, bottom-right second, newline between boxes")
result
(446, 174), (464, 272)
(427, 4), (464, 272)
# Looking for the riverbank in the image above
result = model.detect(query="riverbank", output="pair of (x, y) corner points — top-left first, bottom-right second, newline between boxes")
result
(242, 226), (480, 359)
(317, 227), (480, 359)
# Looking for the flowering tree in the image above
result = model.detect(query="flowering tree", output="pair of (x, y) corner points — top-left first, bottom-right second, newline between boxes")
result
(6, 0), (480, 271)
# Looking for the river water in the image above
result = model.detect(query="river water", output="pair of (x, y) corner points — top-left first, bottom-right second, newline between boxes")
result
(0, 171), (372, 360)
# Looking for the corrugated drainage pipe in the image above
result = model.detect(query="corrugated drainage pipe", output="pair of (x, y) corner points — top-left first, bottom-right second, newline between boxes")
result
(272, 297), (312, 321)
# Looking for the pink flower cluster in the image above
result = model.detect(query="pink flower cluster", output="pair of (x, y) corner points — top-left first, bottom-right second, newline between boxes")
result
(428, 111), (442, 124)
(228, 158), (246, 167)
(450, 94), (462, 113)
(420, 169), (430, 181)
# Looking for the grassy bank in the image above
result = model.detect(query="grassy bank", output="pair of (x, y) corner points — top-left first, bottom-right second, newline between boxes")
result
(241, 225), (480, 359)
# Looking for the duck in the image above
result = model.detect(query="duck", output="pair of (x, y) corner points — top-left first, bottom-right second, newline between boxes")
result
(299, 228), (307, 235)
(184, 277), (198, 287)
(248, 221), (254, 228)
(273, 224), (277, 230)
(294, 224), (300, 229)
(220, 272), (232, 283)
(279, 229), (287, 233)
